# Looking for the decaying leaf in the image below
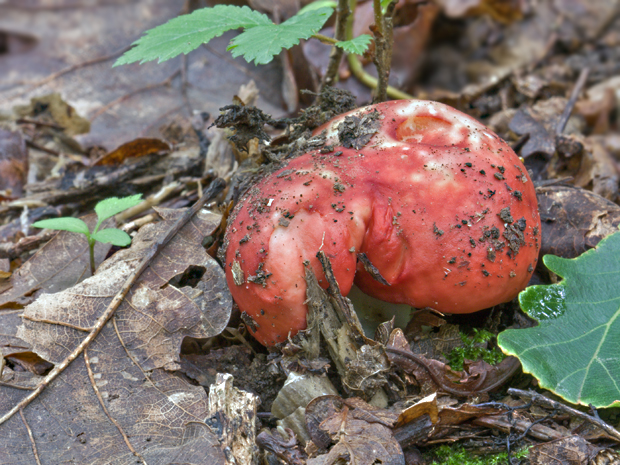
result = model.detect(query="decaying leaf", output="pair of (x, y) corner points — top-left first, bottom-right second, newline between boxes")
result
(93, 138), (171, 166)
(537, 185), (620, 260)
(0, 206), (232, 462)
(305, 395), (404, 465)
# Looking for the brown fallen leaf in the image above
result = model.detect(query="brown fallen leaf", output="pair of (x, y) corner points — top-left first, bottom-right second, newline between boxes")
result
(0, 196), (232, 463)
(305, 395), (404, 465)
(537, 184), (620, 260)
(3, 351), (53, 376)
(93, 138), (170, 166)
(528, 435), (611, 464)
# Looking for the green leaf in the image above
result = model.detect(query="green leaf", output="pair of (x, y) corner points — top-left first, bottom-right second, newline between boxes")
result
(227, 7), (333, 65)
(498, 231), (620, 408)
(91, 228), (132, 247)
(32, 218), (90, 235)
(381, 0), (396, 8)
(298, 1), (337, 15)
(114, 5), (271, 66)
(95, 194), (143, 224)
(336, 34), (373, 55)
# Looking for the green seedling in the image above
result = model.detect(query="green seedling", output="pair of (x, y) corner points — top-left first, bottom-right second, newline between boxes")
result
(33, 194), (142, 276)
(113, 4), (371, 67)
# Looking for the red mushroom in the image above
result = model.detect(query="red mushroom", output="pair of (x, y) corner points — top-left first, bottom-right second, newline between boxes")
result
(223, 100), (540, 346)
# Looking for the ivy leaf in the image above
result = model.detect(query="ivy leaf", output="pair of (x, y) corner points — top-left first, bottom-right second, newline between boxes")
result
(498, 230), (620, 408)
(227, 7), (333, 65)
(336, 34), (373, 55)
(91, 229), (132, 247)
(114, 5), (271, 66)
(32, 218), (90, 235)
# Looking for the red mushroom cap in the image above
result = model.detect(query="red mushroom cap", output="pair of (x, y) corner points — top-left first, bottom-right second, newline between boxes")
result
(223, 100), (541, 346)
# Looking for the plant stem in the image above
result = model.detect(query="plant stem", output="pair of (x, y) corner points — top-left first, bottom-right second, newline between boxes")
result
(319, 0), (351, 91)
(371, 0), (395, 102)
(343, 0), (412, 101)
(88, 237), (96, 276)
(347, 54), (413, 100)
(311, 33), (338, 45)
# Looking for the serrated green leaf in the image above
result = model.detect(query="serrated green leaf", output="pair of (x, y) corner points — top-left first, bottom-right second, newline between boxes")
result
(336, 34), (373, 55)
(227, 7), (333, 65)
(91, 228), (132, 247)
(114, 5), (271, 66)
(32, 218), (90, 235)
(95, 194), (143, 224)
(498, 231), (620, 408)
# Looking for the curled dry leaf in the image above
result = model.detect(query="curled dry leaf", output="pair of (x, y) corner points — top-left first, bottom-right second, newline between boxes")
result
(305, 395), (404, 465)
(93, 137), (171, 166)
(537, 184), (620, 260)
(0, 207), (232, 463)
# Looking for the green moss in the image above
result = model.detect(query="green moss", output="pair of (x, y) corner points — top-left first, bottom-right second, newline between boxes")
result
(428, 444), (529, 465)
(446, 328), (506, 371)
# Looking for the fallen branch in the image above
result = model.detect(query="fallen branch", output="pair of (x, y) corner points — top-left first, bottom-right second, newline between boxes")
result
(508, 388), (620, 442)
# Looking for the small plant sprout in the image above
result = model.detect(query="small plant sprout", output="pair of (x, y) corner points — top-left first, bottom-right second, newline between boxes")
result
(32, 194), (143, 276)
(113, 4), (370, 67)
(112, 2), (408, 100)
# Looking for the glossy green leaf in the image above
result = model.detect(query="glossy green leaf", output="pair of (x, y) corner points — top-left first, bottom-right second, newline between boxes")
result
(91, 228), (132, 247)
(114, 5), (271, 66)
(336, 34), (372, 55)
(498, 230), (620, 408)
(32, 218), (90, 235)
(227, 7), (333, 65)
(95, 194), (142, 224)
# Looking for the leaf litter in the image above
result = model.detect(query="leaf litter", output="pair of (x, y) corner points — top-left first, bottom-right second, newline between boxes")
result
(2, 0), (620, 463)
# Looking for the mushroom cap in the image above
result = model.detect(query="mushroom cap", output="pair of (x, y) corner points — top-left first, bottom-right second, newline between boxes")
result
(223, 100), (541, 346)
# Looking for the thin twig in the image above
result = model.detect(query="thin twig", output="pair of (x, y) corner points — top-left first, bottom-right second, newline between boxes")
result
(25, 139), (61, 157)
(19, 409), (42, 465)
(84, 349), (147, 464)
(312, 33), (338, 45)
(16, 118), (65, 130)
(555, 68), (590, 135)
(507, 388), (620, 442)
(0, 178), (225, 427)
